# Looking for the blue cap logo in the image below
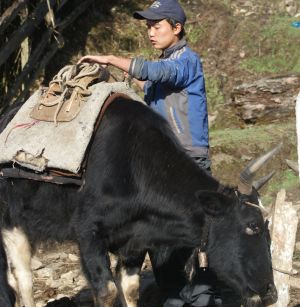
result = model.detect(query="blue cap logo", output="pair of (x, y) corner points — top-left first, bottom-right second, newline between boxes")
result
(151, 1), (161, 8)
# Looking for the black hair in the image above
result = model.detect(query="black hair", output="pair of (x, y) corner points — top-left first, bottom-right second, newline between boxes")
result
(166, 18), (186, 39)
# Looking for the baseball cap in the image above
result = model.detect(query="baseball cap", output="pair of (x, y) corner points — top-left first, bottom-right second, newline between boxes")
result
(133, 0), (186, 25)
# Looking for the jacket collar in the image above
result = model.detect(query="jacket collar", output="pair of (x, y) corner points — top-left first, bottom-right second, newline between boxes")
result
(161, 39), (187, 58)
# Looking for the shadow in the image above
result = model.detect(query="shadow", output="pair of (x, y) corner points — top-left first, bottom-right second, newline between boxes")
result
(44, 270), (242, 307)
(44, 270), (164, 307)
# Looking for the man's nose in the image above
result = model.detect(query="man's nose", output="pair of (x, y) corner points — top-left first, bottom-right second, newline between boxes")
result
(148, 27), (155, 37)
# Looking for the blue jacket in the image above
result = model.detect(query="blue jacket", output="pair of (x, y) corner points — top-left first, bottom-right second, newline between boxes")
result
(129, 39), (209, 158)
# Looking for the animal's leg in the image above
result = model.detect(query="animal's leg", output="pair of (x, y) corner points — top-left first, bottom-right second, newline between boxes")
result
(0, 230), (15, 307)
(7, 263), (20, 307)
(3, 227), (35, 307)
(116, 252), (146, 307)
(79, 236), (118, 307)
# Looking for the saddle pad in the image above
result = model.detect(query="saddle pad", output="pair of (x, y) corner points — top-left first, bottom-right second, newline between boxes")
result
(0, 82), (144, 173)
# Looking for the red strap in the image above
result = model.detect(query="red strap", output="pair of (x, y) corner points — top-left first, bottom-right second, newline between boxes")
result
(5, 120), (40, 144)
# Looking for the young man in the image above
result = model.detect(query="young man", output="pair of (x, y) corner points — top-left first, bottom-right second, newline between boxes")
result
(79, 0), (211, 172)
(79, 1), (217, 306)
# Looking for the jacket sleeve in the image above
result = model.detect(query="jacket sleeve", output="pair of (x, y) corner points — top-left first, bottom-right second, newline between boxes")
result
(143, 81), (154, 105)
(129, 55), (200, 88)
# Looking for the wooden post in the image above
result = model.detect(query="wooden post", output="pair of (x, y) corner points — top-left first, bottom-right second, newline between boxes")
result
(270, 189), (298, 307)
(296, 92), (300, 181)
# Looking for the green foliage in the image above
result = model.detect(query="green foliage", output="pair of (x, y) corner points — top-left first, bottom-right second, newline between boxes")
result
(186, 24), (205, 45)
(219, 0), (232, 9)
(240, 16), (300, 74)
(262, 170), (299, 204)
(272, 170), (299, 192)
(211, 121), (294, 145)
(205, 76), (225, 113)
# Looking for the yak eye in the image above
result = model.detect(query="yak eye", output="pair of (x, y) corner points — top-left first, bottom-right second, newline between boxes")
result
(245, 222), (260, 235)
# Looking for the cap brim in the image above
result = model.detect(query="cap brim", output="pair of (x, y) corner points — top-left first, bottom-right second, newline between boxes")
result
(133, 9), (165, 21)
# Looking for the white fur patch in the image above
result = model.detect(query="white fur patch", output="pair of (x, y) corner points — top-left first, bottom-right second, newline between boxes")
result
(120, 267), (140, 307)
(3, 227), (36, 307)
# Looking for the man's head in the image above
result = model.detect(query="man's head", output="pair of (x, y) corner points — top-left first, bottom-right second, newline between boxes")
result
(133, 0), (186, 50)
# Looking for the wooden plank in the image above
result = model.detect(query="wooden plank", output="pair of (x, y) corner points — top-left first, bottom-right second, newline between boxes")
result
(270, 189), (298, 307)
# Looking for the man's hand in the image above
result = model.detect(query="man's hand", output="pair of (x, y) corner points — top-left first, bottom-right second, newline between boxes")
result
(77, 55), (111, 67)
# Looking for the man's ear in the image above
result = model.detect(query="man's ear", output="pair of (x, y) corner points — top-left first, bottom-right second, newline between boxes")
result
(173, 22), (182, 35)
(195, 190), (232, 216)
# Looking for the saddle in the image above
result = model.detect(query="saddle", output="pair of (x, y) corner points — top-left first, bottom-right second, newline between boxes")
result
(30, 63), (110, 124)
(0, 92), (132, 186)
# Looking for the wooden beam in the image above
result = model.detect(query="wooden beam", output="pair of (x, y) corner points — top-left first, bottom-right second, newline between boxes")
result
(0, 0), (28, 35)
(2, 0), (72, 108)
(12, 39), (59, 106)
(0, 0), (56, 67)
(7, 0), (94, 106)
(5, 29), (52, 105)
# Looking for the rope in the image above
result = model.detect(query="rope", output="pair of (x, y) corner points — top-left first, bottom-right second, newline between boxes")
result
(273, 266), (298, 276)
(244, 201), (269, 216)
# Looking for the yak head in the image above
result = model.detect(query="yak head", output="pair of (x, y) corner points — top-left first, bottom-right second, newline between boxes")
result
(194, 145), (281, 306)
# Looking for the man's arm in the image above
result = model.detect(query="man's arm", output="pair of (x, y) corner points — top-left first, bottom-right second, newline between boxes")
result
(79, 55), (146, 90)
(78, 55), (132, 73)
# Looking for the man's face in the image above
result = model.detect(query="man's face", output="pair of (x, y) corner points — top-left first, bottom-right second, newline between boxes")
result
(146, 19), (181, 50)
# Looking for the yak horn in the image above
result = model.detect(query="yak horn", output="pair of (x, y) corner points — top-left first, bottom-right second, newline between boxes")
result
(238, 143), (282, 195)
(253, 171), (276, 191)
(286, 159), (299, 175)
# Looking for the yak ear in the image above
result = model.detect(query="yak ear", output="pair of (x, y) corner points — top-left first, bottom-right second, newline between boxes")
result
(195, 190), (232, 216)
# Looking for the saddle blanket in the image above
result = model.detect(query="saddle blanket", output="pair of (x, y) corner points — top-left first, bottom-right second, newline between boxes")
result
(0, 82), (144, 173)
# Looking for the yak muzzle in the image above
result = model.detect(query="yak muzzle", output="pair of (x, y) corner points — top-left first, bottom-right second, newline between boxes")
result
(261, 283), (278, 306)
(244, 283), (277, 307)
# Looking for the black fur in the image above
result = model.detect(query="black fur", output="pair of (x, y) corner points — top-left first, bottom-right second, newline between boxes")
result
(0, 98), (277, 306)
